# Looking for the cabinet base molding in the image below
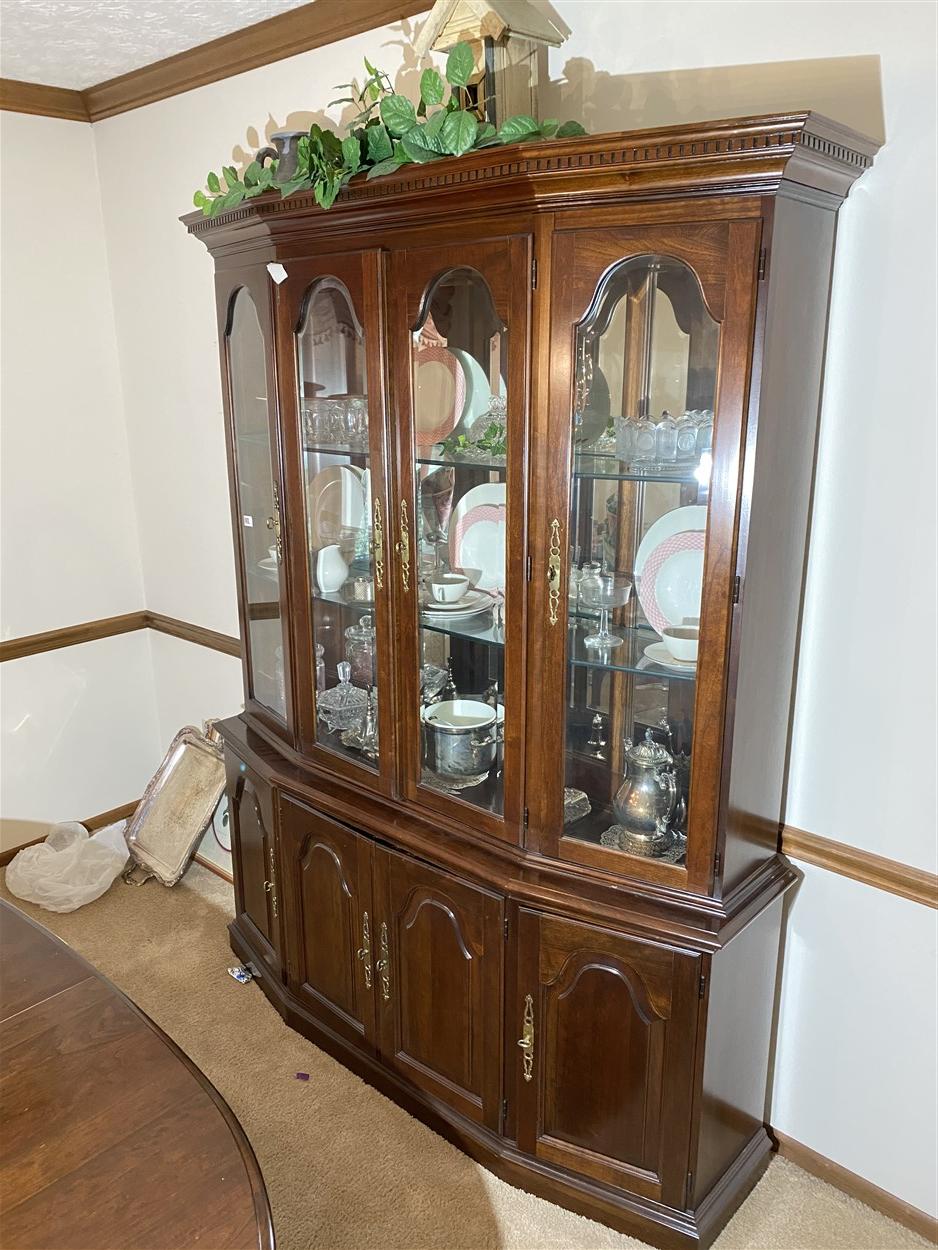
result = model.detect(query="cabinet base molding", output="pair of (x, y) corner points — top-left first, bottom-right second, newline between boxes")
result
(230, 919), (771, 1250)
(772, 1131), (938, 1244)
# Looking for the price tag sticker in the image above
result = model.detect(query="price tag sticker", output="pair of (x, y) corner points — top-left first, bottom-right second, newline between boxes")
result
(267, 262), (288, 285)
(243, 515), (254, 528)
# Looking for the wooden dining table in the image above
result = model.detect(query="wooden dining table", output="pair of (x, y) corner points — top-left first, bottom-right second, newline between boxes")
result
(0, 900), (274, 1250)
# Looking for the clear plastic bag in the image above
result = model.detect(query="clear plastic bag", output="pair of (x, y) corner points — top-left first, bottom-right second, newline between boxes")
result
(5, 820), (129, 913)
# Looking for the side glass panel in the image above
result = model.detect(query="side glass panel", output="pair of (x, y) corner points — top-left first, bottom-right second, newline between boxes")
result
(296, 278), (379, 768)
(411, 269), (507, 816)
(564, 256), (719, 867)
(228, 288), (286, 719)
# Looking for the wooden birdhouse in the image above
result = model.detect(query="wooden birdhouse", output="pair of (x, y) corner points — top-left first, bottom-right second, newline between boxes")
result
(414, 0), (568, 127)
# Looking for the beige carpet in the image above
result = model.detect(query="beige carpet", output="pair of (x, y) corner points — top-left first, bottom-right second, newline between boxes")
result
(1, 864), (928, 1250)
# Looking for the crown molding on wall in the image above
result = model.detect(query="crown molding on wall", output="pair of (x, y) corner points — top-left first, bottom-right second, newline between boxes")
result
(0, 0), (429, 125)
(0, 77), (89, 122)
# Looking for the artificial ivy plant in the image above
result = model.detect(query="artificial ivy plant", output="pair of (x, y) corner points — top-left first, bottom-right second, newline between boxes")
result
(193, 42), (586, 217)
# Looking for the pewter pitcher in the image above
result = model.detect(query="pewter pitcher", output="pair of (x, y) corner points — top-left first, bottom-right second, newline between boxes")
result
(612, 729), (677, 847)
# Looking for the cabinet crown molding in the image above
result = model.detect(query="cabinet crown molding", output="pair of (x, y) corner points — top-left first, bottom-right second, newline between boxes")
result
(185, 112), (879, 247)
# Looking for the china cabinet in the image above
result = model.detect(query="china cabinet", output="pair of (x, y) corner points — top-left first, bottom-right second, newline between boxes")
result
(187, 112), (877, 1248)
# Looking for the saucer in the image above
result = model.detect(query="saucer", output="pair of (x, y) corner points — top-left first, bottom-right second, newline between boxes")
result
(422, 590), (489, 613)
(643, 641), (697, 671)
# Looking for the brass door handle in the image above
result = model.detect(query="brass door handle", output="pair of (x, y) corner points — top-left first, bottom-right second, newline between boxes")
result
(547, 518), (562, 626)
(266, 479), (284, 560)
(395, 500), (411, 592)
(375, 921), (391, 1001)
(265, 846), (278, 917)
(373, 498), (385, 591)
(518, 993), (535, 1081)
(357, 910), (373, 989)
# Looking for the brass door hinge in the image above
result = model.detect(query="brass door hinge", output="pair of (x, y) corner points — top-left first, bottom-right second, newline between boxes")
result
(758, 247), (767, 281)
(531, 256), (538, 289)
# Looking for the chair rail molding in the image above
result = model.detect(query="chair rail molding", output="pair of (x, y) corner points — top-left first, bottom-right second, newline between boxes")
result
(780, 825), (938, 909)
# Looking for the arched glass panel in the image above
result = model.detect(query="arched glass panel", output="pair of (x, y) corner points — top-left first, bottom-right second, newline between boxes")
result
(411, 268), (507, 817)
(227, 287), (286, 719)
(297, 278), (379, 767)
(564, 255), (720, 866)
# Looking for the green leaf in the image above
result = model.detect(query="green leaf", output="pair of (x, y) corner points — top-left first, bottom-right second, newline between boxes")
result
(314, 173), (342, 210)
(193, 189), (208, 209)
(366, 156), (406, 180)
(496, 114), (539, 144)
(223, 165), (239, 189)
(365, 123), (393, 162)
(473, 121), (498, 147)
(341, 134), (361, 171)
(401, 124), (444, 164)
(445, 41), (475, 88)
(206, 170), (220, 193)
(423, 110), (447, 141)
(420, 67), (445, 107)
(243, 160), (262, 186)
(440, 109), (478, 156)
(380, 93), (417, 137)
(280, 175), (312, 198)
(539, 119), (560, 138)
(556, 120), (587, 137)
(363, 56), (378, 78)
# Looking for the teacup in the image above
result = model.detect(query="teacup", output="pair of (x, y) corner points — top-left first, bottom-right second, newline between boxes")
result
(661, 625), (699, 663)
(429, 573), (470, 604)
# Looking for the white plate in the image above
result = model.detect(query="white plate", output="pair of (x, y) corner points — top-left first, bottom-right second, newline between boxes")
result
(643, 641), (697, 671)
(449, 348), (506, 437)
(449, 483), (506, 591)
(308, 464), (365, 548)
(635, 504), (707, 576)
(638, 531), (705, 634)
(422, 590), (491, 613)
(420, 603), (492, 622)
(258, 557), (279, 572)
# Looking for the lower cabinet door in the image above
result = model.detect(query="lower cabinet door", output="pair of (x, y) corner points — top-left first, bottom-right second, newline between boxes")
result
(279, 796), (377, 1050)
(375, 846), (503, 1130)
(226, 754), (282, 979)
(513, 910), (700, 1208)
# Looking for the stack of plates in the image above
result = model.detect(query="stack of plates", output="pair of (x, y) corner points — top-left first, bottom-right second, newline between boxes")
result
(420, 589), (492, 621)
(642, 641), (697, 672)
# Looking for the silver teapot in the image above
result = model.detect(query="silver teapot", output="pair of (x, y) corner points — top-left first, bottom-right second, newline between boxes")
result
(612, 729), (677, 853)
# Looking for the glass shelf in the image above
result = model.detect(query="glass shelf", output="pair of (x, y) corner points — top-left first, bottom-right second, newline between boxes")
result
(303, 441), (370, 458)
(568, 621), (697, 681)
(416, 454), (506, 474)
(419, 609), (503, 647)
(573, 451), (706, 485)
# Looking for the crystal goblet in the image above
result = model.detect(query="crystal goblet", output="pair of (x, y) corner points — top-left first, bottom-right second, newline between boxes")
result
(580, 573), (632, 649)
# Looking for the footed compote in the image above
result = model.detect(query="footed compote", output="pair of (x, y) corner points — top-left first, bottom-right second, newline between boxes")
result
(580, 573), (632, 649)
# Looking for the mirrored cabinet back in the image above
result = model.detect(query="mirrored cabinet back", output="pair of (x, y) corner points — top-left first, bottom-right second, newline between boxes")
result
(185, 113), (878, 1249)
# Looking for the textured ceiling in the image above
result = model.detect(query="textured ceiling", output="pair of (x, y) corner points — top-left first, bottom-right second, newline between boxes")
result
(0, 0), (312, 90)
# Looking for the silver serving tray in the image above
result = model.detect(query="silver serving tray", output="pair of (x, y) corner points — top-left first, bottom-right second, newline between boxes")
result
(124, 725), (225, 886)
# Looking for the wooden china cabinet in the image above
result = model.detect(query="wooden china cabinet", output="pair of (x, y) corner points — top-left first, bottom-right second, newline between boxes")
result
(186, 113), (877, 1248)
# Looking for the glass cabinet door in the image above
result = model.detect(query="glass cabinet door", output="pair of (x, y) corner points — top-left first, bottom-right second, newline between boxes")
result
(225, 283), (289, 723)
(530, 222), (757, 889)
(276, 254), (393, 791)
(389, 240), (528, 839)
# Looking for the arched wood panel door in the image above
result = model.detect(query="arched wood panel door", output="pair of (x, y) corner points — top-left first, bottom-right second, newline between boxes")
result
(513, 909), (701, 1208)
(374, 845), (504, 1130)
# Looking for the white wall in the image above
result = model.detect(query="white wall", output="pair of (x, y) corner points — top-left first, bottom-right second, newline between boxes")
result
(1, 0), (934, 1217)
(0, 112), (161, 848)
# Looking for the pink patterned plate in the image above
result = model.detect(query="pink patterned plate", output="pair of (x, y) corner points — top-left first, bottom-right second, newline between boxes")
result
(413, 345), (466, 449)
(637, 530), (705, 635)
(450, 503), (506, 592)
